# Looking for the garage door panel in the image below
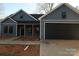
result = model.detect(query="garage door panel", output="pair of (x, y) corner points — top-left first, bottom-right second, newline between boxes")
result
(45, 23), (79, 39)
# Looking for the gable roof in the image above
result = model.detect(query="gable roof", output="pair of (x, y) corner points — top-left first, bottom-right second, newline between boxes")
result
(1, 9), (42, 23)
(39, 3), (79, 20)
(1, 15), (16, 23)
(10, 9), (38, 22)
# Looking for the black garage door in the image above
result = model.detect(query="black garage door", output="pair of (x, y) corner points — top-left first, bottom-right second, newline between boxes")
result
(45, 23), (79, 39)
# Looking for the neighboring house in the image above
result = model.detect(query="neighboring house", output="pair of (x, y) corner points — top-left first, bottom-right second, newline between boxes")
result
(39, 3), (79, 40)
(1, 9), (43, 37)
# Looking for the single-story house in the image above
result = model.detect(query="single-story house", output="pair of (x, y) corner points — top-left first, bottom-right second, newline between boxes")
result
(0, 9), (43, 37)
(1, 3), (79, 40)
(39, 3), (79, 40)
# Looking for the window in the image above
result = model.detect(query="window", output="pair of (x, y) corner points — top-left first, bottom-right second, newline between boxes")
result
(4, 25), (13, 34)
(61, 11), (67, 19)
(20, 15), (23, 19)
(9, 26), (13, 33)
(27, 27), (32, 32)
(4, 26), (8, 33)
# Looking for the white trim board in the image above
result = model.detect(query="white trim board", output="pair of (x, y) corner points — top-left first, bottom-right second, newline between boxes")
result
(44, 22), (79, 23)
(41, 20), (79, 22)
(9, 17), (17, 23)
(16, 23), (17, 36)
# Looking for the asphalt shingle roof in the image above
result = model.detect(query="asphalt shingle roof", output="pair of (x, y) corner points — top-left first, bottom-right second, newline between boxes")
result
(30, 14), (44, 19)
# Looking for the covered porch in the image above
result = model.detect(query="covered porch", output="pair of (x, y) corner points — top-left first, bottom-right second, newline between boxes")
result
(17, 23), (40, 38)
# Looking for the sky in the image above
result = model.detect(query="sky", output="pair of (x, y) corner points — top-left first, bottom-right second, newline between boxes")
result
(2, 3), (37, 18)
(0, 2), (79, 19)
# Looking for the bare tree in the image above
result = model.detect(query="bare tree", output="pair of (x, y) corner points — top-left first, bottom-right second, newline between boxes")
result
(36, 3), (54, 14)
(76, 6), (79, 10)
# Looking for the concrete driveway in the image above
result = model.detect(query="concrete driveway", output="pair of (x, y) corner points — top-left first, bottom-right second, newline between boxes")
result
(40, 40), (79, 56)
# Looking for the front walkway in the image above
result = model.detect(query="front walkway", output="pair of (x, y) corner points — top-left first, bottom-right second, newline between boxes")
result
(0, 40), (40, 45)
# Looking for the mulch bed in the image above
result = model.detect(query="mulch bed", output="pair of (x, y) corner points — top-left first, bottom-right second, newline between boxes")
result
(0, 44), (40, 56)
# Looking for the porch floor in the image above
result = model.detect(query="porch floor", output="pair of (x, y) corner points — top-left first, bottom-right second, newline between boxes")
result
(14, 36), (39, 41)
(0, 35), (39, 41)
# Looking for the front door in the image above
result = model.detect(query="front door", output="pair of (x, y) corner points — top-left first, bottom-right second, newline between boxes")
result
(20, 27), (24, 36)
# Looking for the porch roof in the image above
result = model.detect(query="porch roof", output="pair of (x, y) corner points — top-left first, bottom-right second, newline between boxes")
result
(16, 21), (39, 23)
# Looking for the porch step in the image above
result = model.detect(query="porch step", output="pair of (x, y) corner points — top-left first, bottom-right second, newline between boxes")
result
(17, 36), (39, 41)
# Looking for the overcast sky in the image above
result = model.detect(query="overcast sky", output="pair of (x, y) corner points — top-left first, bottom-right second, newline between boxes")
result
(0, 2), (79, 19)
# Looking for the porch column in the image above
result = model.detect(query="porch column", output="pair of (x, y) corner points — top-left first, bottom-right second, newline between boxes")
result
(8, 25), (9, 33)
(16, 24), (17, 36)
(24, 24), (26, 36)
(32, 25), (35, 37)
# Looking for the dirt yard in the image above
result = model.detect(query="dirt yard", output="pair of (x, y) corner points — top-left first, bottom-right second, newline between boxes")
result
(0, 44), (40, 56)
(0, 39), (79, 56)
(0, 35), (16, 40)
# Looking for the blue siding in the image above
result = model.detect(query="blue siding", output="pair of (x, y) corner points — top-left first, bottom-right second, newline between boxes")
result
(1, 18), (16, 36)
(12, 10), (36, 21)
(40, 4), (79, 39)
(2, 18), (15, 23)
(42, 4), (79, 20)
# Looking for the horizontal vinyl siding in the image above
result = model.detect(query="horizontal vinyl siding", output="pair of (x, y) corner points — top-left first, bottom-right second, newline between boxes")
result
(42, 5), (79, 20)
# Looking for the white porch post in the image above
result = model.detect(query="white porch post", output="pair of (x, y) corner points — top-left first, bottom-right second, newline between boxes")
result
(32, 25), (34, 37)
(8, 25), (9, 33)
(24, 24), (26, 36)
(16, 24), (17, 36)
